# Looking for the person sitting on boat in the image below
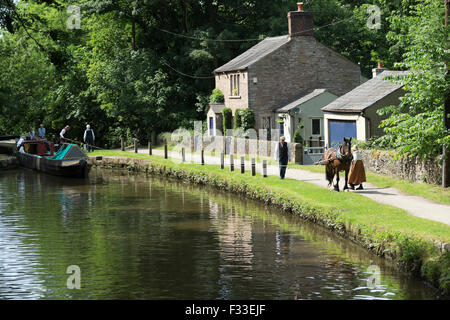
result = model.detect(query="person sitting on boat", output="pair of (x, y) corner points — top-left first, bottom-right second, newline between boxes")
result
(17, 136), (25, 153)
(60, 125), (70, 144)
(83, 124), (95, 152)
(28, 128), (36, 140)
(38, 124), (46, 139)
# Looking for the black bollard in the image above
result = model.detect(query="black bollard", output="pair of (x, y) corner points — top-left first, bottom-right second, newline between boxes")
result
(134, 139), (138, 153)
(164, 142), (168, 159)
(252, 158), (256, 176)
(263, 160), (267, 178)
(201, 149), (205, 166)
(220, 153), (224, 169)
(148, 141), (152, 155)
(241, 156), (245, 174)
(230, 154), (234, 172)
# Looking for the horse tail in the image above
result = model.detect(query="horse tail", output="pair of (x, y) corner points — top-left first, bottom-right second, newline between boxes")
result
(325, 164), (334, 184)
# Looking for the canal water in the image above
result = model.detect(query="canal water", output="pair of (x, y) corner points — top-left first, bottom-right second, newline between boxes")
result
(0, 169), (439, 300)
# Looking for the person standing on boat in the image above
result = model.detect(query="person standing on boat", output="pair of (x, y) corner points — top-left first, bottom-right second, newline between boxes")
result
(38, 124), (46, 139)
(274, 136), (291, 180)
(60, 125), (70, 144)
(83, 124), (95, 152)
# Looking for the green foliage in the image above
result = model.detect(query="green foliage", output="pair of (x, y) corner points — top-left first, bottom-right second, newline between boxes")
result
(294, 130), (303, 144)
(239, 108), (255, 131)
(376, 0), (450, 157)
(234, 109), (242, 129)
(209, 88), (224, 103)
(222, 108), (232, 133)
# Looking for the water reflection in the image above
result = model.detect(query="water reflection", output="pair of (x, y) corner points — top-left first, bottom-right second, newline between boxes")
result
(0, 169), (441, 300)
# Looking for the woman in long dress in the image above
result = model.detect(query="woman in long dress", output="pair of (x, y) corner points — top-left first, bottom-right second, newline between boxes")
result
(349, 145), (366, 190)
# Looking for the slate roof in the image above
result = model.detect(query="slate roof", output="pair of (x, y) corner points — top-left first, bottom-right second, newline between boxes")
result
(275, 89), (329, 113)
(214, 35), (290, 73)
(321, 71), (409, 113)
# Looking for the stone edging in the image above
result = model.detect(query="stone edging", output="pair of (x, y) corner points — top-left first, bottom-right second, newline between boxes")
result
(0, 156), (17, 170)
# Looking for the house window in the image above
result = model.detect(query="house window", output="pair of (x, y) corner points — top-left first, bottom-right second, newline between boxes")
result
(230, 74), (240, 96)
(312, 119), (321, 135)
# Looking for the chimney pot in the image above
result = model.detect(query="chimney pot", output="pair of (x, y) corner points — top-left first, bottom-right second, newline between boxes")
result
(288, 4), (314, 37)
(372, 62), (387, 78)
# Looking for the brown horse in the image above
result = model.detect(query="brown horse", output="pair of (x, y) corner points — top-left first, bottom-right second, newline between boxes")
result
(320, 138), (353, 192)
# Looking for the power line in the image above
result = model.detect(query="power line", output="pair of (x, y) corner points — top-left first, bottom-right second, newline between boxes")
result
(154, 11), (364, 43)
(160, 59), (215, 79)
(158, 12), (365, 79)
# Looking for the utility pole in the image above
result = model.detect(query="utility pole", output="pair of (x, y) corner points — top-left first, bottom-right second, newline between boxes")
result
(444, 0), (450, 187)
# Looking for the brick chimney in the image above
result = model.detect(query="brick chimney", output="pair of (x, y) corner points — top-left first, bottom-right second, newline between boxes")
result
(288, 2), (314, 37)
(372, 62), (387, 78)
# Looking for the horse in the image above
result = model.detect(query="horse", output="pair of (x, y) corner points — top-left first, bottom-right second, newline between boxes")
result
(318, 138), (353, 192)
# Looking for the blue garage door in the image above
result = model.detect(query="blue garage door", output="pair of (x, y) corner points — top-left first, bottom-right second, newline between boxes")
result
(328, 120), (356, 147)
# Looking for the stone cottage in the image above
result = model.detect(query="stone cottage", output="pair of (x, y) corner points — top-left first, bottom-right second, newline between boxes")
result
(321, 65), (408, 147)
(207, 2), (361, 140)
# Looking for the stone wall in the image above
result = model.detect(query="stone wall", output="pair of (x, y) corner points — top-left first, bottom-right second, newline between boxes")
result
(0, 156), (17, 170)
(361, 149), (443, 185)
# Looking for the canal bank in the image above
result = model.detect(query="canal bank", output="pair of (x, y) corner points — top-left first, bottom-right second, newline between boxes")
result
(0, 155), (17, 170)
(88, 154), (450, 296)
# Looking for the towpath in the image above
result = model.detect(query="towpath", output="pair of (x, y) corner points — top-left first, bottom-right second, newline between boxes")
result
(136, 148), (450, 226)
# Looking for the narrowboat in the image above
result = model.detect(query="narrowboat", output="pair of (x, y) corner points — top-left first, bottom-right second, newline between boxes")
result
(16, 140), (91, 178)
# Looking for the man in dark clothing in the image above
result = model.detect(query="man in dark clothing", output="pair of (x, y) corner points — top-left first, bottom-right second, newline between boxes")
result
(274, 136), (291, 179)
(83, 124), (95, 152)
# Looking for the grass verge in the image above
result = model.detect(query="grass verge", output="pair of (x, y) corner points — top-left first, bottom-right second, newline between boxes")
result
(89, 150), (450, 295)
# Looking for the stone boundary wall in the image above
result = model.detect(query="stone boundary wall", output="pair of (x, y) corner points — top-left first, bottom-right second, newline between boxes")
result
(361, 149), (442, 185)
(177, 136), (303, 164)
(0, 156), (17, 170)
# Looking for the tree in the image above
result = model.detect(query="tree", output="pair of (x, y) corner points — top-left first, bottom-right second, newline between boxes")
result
(376, 0), (449, 157)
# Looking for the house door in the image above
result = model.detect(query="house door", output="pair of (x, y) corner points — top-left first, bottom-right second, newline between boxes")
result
(209, 117), (214, 136)
(328, 120), (357, 147)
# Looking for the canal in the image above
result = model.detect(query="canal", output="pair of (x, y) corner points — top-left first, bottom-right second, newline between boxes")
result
(0, 169), (439, 299)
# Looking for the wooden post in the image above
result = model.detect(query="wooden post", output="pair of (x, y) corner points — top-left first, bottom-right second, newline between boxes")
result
(182, 147), (186, 162)
(241, 156), (245, 174)
(164, 142), (168, 159)
(148, 141), (152, 155)
(252, 158), (256, 176)
(134, 139), (138, 153)
(121, 137), (125, 151)
(263, 160), (268, 178)
(201, 149), (205, 165)
(230, 154), (234, 172)
(220, 153), (224, 169)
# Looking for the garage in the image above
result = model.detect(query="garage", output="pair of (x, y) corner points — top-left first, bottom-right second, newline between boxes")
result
(328, 120), (356, 147)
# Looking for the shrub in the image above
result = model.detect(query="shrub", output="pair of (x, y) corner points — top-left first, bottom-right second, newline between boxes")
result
(294, 130), (303, 144)
(209, 89), (224, 103)
(240, 108), (255, 131)
(222, 108), (232, 134)
(234, 109), (242, 129)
